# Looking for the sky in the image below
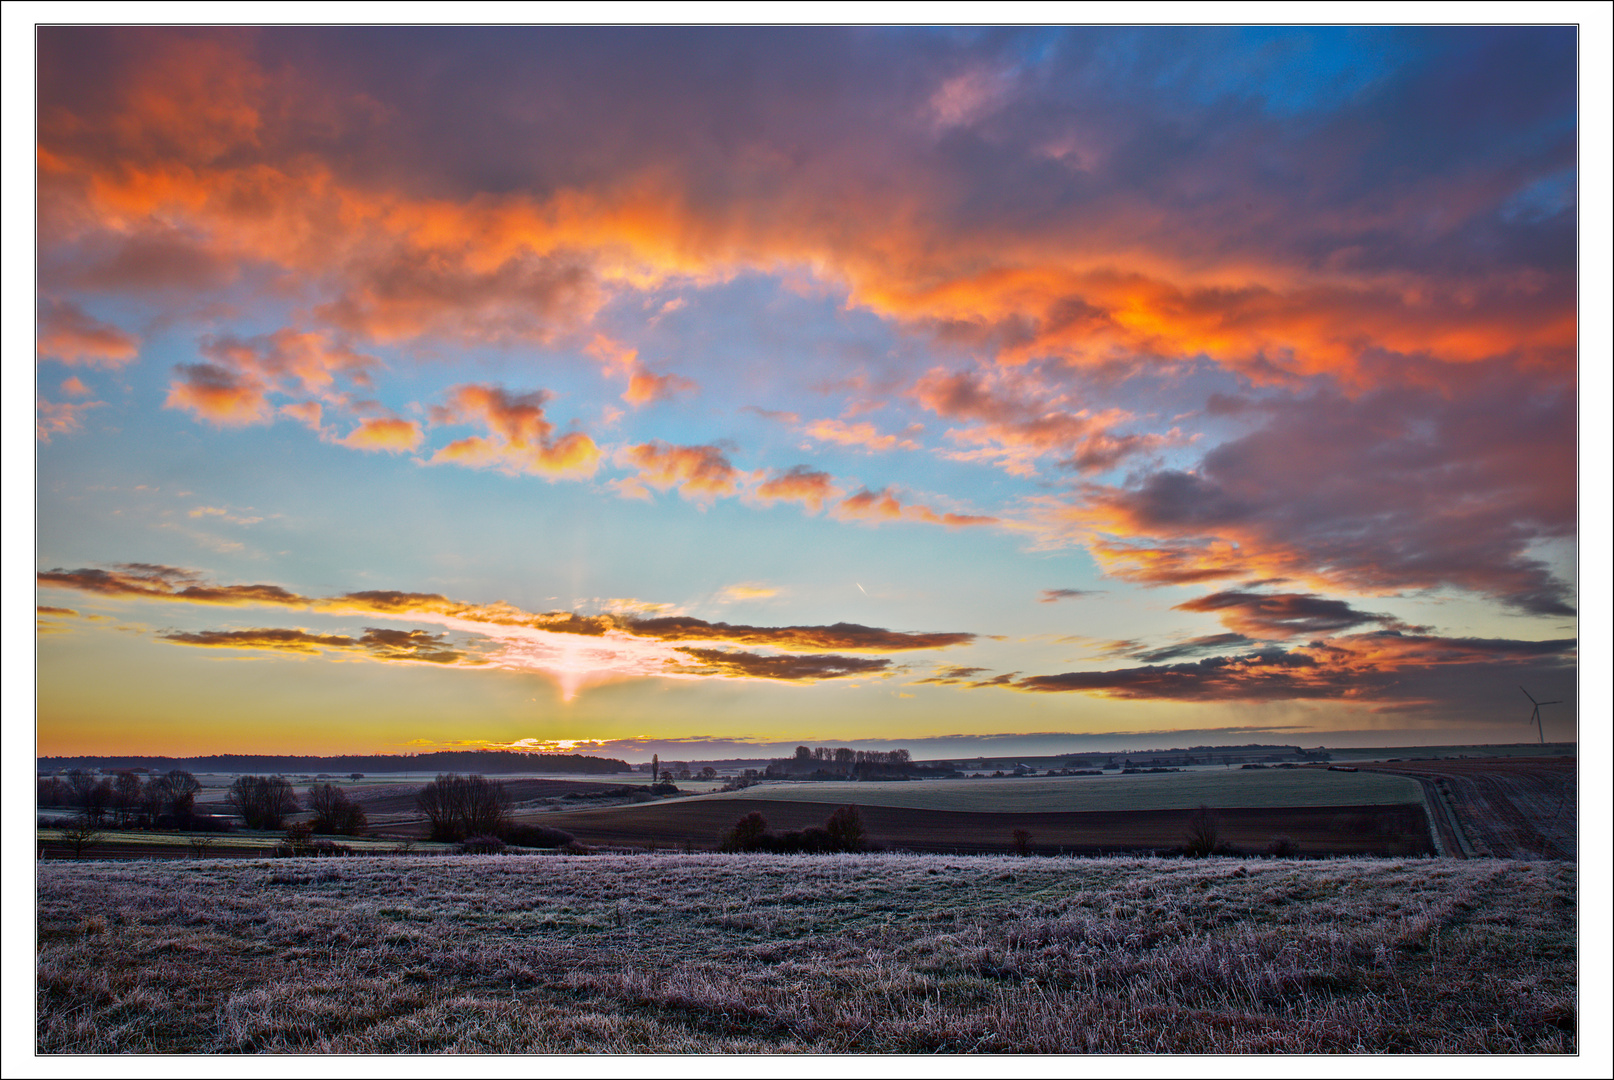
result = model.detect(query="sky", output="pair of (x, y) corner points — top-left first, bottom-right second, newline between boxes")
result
(18, 21), (1605, 763)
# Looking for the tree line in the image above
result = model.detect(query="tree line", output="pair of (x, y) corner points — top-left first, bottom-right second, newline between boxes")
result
(38, 769), (204, 829)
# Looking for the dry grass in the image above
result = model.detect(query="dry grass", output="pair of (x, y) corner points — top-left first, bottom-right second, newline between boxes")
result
(36, 853), (1575, 1054)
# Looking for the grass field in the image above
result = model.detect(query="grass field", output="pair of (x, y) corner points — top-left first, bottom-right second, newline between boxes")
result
(693, 768), (1423, 813)
(36, 853), (1575, 1054)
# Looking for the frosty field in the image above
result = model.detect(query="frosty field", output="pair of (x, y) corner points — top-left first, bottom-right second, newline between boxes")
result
(36, 853), (1575, 1054)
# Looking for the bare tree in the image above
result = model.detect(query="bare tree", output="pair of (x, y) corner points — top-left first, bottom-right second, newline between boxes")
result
(306, 783), (368, 835)
(416, 773), (509, 841)
(58, 816), (105, 857)
(163, 770), (202, 827)
(228, 775), (300, 830)
(113, 771), (144, 827)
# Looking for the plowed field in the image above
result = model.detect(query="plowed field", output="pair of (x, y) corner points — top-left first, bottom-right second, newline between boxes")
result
(480, 798), (1435, 856)
(1357, 757), (1575, 860)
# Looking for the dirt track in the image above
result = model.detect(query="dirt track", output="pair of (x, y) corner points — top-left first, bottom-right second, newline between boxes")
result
(1357, 758), (1575, 860)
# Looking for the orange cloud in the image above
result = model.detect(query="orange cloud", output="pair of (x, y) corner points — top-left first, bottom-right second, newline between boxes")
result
(803, 418), (920, 453)
(428, 384), (600, 477)
(619, 441), (742, 502)
(752, 465), (840, 513)
(60, 376), (92, 397)
(338, 416), (422, 453)
(36, 300), (139, 367)
(164, 329), (379, 428)
(623, 368), (697, 406)
(35, 30), (1573, 393)
(833, 487), (996, 528)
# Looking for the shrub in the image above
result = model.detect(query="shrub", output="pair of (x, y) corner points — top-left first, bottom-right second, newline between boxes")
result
(1012, 828), (1033, 856)
(825, 806), (868, 852)
(1184, 805), (1222, 857)
(458, 834), (507, 855)
(501, 823), (575, 848)
(1267, 835), (1300, 858)
(720, 811), (771, 852)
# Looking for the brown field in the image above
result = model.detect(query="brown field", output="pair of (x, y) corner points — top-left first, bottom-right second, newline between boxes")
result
(345, 777), (638, 815)
(35, 853), (1576, 1054)
(1357, 758), (1575, 860)
(487, 798), (1435, 857)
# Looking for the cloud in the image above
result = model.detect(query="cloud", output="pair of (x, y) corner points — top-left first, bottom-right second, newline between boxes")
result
(1038, 588), (1093, 603)
(39, 562), (974, 698)
(428, 384), (600, 477)
(913, 366), (1171, 477)
(37, 28), (1573, 391)
(60, 376), (92, 397)
(1012, 631), (1576, 712)
(36, 300), (139, 366)
(719, 584), (779, 602)
(1172, 589), (1403, 640)
(164, 328), (380, 428)
(37, 398), (105, 443)
(670, 647), (891, 682)
(37, 564), (308, 606)
(743, 406), (801, 425)
(1049, 367), (1576, 616)
(617, 441), (742, 502)
(337, 416), (423, 453)
(187, 506), (264, 526)
(158, 625), (477, 665)
(623, 368), (698, 406)
(833, 487), (996, 528)
(912, 664), (989, 685)
(623, 616), (973, 653)
(803, 418), (920, 453)
(753, 465), (840, 513)
(1130, 633), (1255, 663)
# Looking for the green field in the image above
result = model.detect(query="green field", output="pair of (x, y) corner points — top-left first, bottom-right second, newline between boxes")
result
(696, 768), (1423, 813)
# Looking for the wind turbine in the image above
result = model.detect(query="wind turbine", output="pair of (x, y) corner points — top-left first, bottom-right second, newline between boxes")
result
(1520, 687), (1563, 744)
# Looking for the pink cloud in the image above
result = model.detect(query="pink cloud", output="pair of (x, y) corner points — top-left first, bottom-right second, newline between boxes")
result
(912, 366), (1170, 477)
(37, 300), (139, 367)
(37, 398), (105, 443)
